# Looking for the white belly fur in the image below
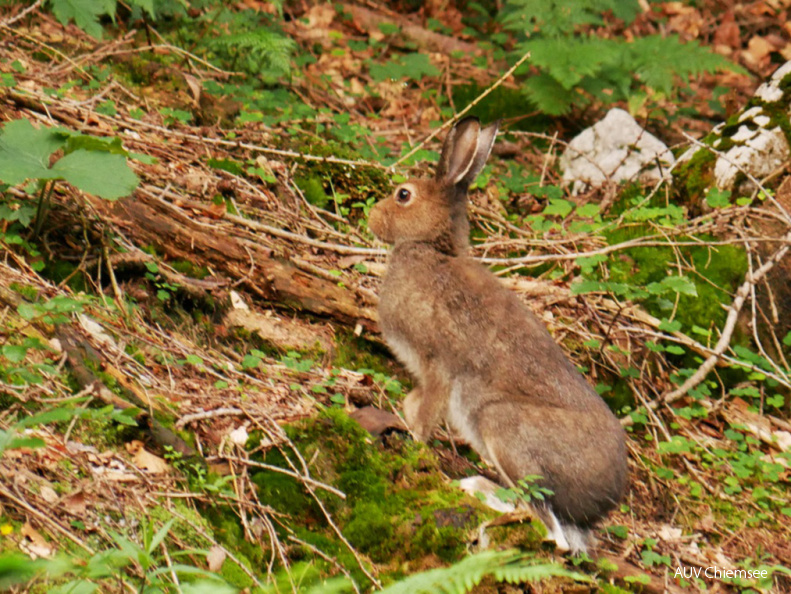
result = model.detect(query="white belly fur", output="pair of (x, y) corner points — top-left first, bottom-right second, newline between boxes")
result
(385, 334), (423, 380)
(447, 380), (487, 456)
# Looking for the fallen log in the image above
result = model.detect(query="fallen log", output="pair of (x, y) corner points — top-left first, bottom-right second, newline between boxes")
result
(97, 190), (380, 332)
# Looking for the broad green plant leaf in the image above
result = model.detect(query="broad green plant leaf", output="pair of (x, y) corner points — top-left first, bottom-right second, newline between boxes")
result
(0, 119), (139, 199)
(51, 150), (139, 200)
(0, 119), (65, 185)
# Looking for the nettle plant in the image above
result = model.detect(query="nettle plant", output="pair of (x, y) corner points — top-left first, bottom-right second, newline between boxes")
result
(0, 118), (140, 245)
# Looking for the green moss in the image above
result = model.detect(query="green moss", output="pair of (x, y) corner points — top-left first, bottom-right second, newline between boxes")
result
(332, 330), (397, 376)
(9, 282), (38, 301)
(124, 343), (146, 365)
(344, 502), (395, 561)
(170, 260), (210, 280)
(219, 555), (255, 589)
(38, 260), (87, 292)
(294, 174), (329, 208)
(290, 139), (389, 213)
(249, 409), (501, 584)
(604, 227), (747, 332)
(760, 98), (791, 147)
(674, 147), (716, 203)
(487, 520), (546, 551)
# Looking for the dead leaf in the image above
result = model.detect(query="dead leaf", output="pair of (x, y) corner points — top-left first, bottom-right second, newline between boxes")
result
(21, 522), (55, 558)
(207, 545), (227, 572)
(125, 440), (170, 474)
(39, 485), (58, 504)
(744, 36), (775, 70)
(657, 525), (683, 542)
(337, 255), (366, 269)
(229, 290), (249, 310)
(62, 491), (89, 515)
(183, 73), (202, 107)
(713, 13), (740, 49)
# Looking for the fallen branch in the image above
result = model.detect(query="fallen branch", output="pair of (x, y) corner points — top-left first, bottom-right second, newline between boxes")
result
(341, 3), (480, 56)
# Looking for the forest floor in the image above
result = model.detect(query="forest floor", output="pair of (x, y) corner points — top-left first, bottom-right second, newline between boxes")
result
(1, 1), (791, 593)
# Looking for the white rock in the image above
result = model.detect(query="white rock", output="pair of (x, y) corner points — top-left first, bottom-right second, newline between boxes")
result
(738, 106), (764, 123)
(730, 125), (758, 143)
(754, 61), (791, 103)
(714, 126), (789, 190)
(711, 60), (791, 192)
(560, 108), (675, 192)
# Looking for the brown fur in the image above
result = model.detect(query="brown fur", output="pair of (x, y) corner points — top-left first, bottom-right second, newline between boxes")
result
(369, 117), (628, 531)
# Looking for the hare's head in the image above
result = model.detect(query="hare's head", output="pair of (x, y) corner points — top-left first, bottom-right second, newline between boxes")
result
(369, 117), (498, 253)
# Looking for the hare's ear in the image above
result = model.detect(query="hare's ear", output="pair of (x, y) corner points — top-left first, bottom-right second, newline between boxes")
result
(435, 117), (499, 187)
(435, 117), (481, 185)
(462, 120), (499, 186)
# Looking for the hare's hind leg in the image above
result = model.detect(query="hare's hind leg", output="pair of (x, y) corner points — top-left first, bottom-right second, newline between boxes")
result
(479, 435), (575, 552)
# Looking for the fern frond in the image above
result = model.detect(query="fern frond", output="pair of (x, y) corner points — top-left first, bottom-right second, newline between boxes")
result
(380, 549), (589, 594)
(501, 0), (639, 36)
(628, 35), (739, 95)
(212, 28), (295, 78)
(49, 0), (117, 39)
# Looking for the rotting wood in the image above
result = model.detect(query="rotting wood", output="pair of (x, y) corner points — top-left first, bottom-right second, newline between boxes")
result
(95, 191), (380, 332)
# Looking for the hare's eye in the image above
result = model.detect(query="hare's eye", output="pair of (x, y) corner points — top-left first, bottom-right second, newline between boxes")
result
(396, 188), (411, 204)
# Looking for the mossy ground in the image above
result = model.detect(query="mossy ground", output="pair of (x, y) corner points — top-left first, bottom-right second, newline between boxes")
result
(247, 408), (541, 587)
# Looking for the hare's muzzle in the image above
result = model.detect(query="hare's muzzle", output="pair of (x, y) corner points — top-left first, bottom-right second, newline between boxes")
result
(368, 200), (393, 244)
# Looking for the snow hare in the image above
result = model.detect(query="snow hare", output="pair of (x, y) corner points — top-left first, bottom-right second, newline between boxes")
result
(368, 117), (628, 553)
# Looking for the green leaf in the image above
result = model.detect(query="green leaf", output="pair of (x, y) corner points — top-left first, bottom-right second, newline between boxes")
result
(16, 302), (38, 320)
(1, 345), (28, 363)
(18, 408), (81, 428)
(658, 319), (682, 333)
(64, 134), (127, 156)
(111, 408), (140, 426)
(542, 198), (573, 218)
(242, 355), (261, 369)
(129, 0), (156, 18)
(576, 203), (600, 218)
(662, 276), (695, 297)
(208, 158), (243, 175)
(570, 279), (605, 295)
(705, 187), (731, 208)
(522, 37), (620, 90)
(148, 519), (175, 554)
(184, 354), (203, 366)
(51, 150), (139, 200)
(0, 119), (65, 185)
(606, 525), (629, 539)
(521, 72), (576, 115)
(369, 53), (440, 81)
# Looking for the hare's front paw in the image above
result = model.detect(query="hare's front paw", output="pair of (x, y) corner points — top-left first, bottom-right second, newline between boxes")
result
(403, 386), (448, 443)
(403, 390), (429, 441)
